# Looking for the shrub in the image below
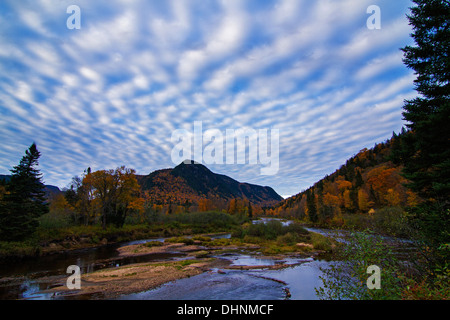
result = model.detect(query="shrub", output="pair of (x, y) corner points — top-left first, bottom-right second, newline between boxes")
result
(165, 237), (194, 245)
(143, 241), (164, 247)
(192, 235), (212, 242)
(316, 231), (404, 300)
(276, 232), (300, 245)
(310, 232), (332, 251)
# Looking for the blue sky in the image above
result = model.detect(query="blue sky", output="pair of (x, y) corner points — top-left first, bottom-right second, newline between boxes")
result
(0, 0), (416, 198)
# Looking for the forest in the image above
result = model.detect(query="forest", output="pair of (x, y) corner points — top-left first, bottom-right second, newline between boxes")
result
(266, 129), (419, 237)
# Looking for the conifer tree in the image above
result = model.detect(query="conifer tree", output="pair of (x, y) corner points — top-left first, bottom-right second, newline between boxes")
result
(400, 0), (450, 267)
(306, 189), (318, 223)
(0, 143), (49, 240)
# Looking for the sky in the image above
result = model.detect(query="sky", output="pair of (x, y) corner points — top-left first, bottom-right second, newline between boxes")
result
(0, 0), (417, 199)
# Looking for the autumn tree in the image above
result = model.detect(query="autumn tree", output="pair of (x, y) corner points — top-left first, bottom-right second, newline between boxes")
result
(83, 166), (141, 228)
(0, 143), (49, 240)
(358, 189), (371, 212)
(65, 172), (95, 225)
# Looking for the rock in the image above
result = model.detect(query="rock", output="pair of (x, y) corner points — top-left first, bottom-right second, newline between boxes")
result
(283, 288), (291, 299)
(49, 243), (58, 249)
(296, 242), (314, 249)
(79, 237), (91, 244)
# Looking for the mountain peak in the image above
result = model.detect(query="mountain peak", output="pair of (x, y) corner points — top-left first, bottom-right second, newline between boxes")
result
(179, 159), (202, 165)
(137, 162), (282, 207)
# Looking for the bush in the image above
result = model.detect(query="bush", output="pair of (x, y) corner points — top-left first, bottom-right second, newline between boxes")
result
(208, 238), (232, 246)
(143, 241), (164, 247)
(284, 223), (309, 235)
(165, 237), (194, 245)
(310, 232), (332, 251)
(276, 232), (300, 245)
(38, 212), (72, 229)
(316, 231), (404, 300)
(192, 235), (212, 242)
(244, 220), (309, 241)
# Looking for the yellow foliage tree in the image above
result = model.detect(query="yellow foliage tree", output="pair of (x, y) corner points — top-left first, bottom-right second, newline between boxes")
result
(82, 166), (140, 228)
(358, 189), (371, 212)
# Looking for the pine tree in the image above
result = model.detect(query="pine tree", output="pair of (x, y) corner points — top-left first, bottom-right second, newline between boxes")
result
(306, 189), (318, 223)
(0, 143), (49, 241)
(400, 0), (450, 267)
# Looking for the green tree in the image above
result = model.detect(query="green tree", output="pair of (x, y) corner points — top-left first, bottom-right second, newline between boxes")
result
(399, 0), (450, 269)
(306, 189), (318, 223)
(0, 143), (49, 240)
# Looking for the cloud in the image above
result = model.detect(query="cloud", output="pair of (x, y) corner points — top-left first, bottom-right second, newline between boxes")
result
(0, 0), (416, 197)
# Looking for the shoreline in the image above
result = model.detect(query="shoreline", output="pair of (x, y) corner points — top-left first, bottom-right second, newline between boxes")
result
(41, 239), (324, 300)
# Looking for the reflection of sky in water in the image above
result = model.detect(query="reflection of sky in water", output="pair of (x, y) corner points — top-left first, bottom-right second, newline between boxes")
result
(120, 270), (286, 300)
(120, 258), (333, 300)
(20, 280), (54, 300)
(252, 260), (334, 300)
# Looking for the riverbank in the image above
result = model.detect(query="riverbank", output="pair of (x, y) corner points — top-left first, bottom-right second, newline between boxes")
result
(0, 211), (246, 262)
(0, 219), (338, 299)
(42, 233), (329, 300)
(44, 257), (231, 299)
(0, 224), (235, 262)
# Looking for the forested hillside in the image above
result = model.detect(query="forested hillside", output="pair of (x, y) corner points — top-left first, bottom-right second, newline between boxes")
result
(137, 161), (282, 213)
(267, 129), (418, 235)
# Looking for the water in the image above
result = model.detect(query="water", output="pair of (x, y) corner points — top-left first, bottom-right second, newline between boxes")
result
(251, 259), (333, 300)
(119, 253), (328, 300)
(0, 223), (417, 300)
(121, 270), (286, 300)
(0, 234), (230, 299)
(253, 218), (292, 226)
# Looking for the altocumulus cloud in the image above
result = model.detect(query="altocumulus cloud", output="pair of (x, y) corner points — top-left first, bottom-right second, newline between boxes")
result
(0, 0), (415, 197)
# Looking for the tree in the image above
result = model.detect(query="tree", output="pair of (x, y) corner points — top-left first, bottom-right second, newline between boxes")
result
(82, 166), (141, 228)
(0, 143), (49, 240)
(358, 189), (371, 212)
(306, 189), (318, 223)
(399, 0), (450, 265)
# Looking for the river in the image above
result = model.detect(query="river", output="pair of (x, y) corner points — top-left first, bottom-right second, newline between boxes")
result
(0, 222), (415, 300)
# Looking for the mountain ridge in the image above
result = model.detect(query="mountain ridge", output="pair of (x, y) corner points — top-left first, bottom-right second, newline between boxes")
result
(137, 161), (283, 207)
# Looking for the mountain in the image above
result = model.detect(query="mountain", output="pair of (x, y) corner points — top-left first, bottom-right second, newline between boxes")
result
(136, 161), (283, 207)
(267, 130), (419, 225)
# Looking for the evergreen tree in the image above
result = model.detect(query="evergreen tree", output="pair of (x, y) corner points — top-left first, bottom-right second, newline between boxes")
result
(355, 170), (364, 189)
(400, 0), (450, 267)
(306, 189), (318, 223)
(0, 143), (49, 241)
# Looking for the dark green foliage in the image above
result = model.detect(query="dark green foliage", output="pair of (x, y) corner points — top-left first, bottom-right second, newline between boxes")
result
(398, 0), (450, 270)
(316, 231), (404, 300)
(306, 189), (318, 223)
(0, 143), (49, 241)
(244, 220), (308, 241)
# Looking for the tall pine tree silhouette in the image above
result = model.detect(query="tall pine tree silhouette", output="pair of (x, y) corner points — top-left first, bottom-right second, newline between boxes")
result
(0, 143), (48, 240)
(399, 0), (450, 267)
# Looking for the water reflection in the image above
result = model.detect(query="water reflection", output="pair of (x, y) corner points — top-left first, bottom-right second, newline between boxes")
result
(120, 269), (286, 300)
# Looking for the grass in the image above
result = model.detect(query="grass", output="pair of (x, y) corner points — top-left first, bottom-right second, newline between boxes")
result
(1, 212), (336, 261)
(165, 237), (194, 245)
(310, 232), (334, 251)
(228, 220), (335, 255)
